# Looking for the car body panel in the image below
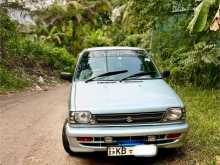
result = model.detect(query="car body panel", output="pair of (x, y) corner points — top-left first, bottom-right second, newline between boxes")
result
(66, 122), (188, 137)
(66, 122), (188, 152)
(72, 79), (183, 114)
(85, 46), (145, 51)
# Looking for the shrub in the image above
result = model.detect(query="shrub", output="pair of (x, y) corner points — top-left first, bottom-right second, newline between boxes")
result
(8, 38), (75, 74)
(0, 66), (30, 91)
(120, 33), (150, 48)
(83, 29), (113, 47)
(156, 42), (220, 88)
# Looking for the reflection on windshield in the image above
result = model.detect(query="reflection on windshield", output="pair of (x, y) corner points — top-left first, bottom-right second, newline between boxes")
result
(75, 50), (160, 81)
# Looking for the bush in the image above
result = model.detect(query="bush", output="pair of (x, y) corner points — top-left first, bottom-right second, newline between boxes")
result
(8, 38), (75, 74)
(0, 66), (30, 91)
(0, 8), (17, 58)
(120, 33), (150, 48)
(156, 42), (220, 88)
(83, 29), (113, 47)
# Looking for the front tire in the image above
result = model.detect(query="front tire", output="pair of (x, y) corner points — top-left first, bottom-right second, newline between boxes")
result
(62, 120), (74, 155)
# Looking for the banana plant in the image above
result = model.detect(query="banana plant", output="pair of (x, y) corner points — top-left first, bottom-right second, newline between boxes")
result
(187, 0), (220, 32)
(37, 0), (111, 55)
(39, 26), (65, 45)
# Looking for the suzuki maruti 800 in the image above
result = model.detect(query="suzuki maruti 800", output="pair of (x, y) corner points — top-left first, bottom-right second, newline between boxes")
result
(62, 47), (188, 157)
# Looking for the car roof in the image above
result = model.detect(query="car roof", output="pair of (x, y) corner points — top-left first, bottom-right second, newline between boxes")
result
(85, 46), (145, 51)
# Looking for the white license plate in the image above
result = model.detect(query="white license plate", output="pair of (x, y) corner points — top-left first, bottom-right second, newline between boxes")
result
(108, 146), (133, 156)
(107, 145), (157, 157)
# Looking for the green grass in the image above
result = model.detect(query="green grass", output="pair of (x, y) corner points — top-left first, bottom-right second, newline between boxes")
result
(151, 86), (220, 165)
(179, 87), (220, 164)
(157, 86), (220, 165)
(0, 66), (31, 92)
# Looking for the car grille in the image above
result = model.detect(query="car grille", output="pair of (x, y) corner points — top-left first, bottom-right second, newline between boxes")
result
(93, 111), (165, 125)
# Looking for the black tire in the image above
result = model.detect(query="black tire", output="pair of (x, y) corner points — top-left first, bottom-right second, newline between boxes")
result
(62, 120), (74, 155)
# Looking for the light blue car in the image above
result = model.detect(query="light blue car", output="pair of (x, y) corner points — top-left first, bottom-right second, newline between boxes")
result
(62, 47), (188, 157)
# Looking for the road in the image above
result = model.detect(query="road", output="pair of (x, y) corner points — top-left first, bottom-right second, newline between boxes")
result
(0, 84), (183, 165)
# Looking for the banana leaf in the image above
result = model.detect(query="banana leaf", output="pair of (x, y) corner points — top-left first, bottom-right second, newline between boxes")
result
(187, 0), (216, 32)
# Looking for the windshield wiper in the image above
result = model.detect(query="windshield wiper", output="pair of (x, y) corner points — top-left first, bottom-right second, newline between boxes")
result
(120, 71), (156, 82)
(85, 70), (128, 83)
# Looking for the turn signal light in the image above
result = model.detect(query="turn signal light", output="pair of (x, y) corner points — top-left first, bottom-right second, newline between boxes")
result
(77, 137), (93, 142)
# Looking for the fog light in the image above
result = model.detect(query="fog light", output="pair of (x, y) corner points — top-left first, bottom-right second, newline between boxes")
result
(166, 133), (181, 139)
(77, 137), (93, 142)
(104, 137), (113, 143)
(148, 135), (156, 142)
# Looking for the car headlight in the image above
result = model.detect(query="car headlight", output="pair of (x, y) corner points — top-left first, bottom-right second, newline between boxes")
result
(69, 111), (93, 124)
(163, 107), (185, 121)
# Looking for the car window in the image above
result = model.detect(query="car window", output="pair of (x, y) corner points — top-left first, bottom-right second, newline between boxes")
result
(75, 50), (160, 81)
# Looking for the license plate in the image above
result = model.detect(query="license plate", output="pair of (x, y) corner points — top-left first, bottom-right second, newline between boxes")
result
(107, 145), (157, 157)
(107, 146), (133, 156)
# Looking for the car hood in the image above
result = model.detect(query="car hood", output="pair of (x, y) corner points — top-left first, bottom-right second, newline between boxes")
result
(72, 80), (183, 114)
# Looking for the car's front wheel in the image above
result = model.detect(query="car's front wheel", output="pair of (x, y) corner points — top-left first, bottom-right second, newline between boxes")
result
(62, 120), (74, 155)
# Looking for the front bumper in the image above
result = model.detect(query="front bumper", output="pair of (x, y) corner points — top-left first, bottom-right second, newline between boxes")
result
(65, 122), (188, 153)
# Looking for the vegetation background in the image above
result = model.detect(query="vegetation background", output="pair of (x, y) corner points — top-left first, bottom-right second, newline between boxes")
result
(0, 0), (220, 164)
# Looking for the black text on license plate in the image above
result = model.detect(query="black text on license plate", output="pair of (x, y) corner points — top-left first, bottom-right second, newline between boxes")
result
(107, 146), (133, 156)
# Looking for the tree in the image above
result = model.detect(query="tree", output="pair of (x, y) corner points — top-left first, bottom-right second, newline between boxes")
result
(0, 8), (17, 59)
(37, 0), (111, 55)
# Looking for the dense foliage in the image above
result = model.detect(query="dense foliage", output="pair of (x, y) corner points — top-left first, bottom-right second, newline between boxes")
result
(117, 0), (220, 88)
(0, 7), (75, 91)
(0, 0), (219, 91)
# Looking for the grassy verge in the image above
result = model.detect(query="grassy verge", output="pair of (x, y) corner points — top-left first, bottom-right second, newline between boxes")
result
(0, 65), (64, 93)
(0, 38), (75, 93)
(179, 87), (220, 164)
(0, 66), (31, 92)
(158, 86), (220, 165)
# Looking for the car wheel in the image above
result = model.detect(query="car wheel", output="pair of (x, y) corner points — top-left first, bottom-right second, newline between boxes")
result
(62, 120), (74, 155)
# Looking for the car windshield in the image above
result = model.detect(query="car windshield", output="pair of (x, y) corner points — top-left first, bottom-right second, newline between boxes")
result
(75, 49), (161, 81)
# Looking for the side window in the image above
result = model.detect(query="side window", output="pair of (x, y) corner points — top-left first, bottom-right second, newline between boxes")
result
(75, 52), (92, 80)
(143, 57), (159, 77)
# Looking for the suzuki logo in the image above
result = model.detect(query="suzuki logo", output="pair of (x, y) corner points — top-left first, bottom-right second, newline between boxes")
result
(126, 116), (133, 123)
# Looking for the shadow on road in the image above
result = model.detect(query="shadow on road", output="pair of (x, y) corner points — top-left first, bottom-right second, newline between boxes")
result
(67, 148), (186, 165)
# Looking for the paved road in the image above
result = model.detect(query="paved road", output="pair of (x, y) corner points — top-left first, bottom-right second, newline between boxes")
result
(0, 84), (182, 165)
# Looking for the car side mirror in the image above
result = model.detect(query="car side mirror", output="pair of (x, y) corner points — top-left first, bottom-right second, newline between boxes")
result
(60, 72), (73, 82)
(161, 70), (170, 78)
